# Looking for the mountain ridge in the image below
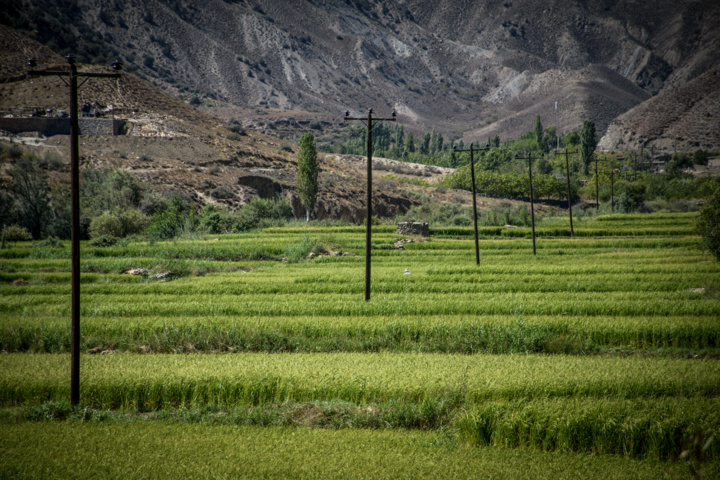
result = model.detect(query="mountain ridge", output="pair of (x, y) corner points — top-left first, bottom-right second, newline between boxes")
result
(3, 0), (719, 143)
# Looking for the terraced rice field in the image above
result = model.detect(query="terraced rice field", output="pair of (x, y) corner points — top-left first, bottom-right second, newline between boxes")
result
(1, 212), (719, 478)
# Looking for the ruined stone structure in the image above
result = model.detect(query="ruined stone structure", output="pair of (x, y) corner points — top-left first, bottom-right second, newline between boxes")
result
(0, 117), (125, 136)
(396, 222), (429, 237)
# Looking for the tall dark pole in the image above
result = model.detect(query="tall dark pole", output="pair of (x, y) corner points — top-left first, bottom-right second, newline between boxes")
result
(344, 109), (396, 301)
(611, 168), (615, 212)
(516, 152), (537, 255)
(454, 143), (490, 265)
(68, 57), (81, 405)
(28, 56), (121, 405)
(635, 146), (640, 182)
(558, 148), (574, 237)
(528, 153), (536, 255)
(595, 152), (600, 211)
(365, 111), (372, 302)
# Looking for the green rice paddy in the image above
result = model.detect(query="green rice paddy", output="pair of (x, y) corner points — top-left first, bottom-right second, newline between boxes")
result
(1, 212), (719, 477)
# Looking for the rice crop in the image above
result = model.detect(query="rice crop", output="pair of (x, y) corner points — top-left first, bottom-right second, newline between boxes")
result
(1, 213), (719, 355)
(2, 353), (719, 408)
(457, 397), (720, 459)
(2, 313), (718, 354)
(2, 352), (719, 460)
(2, 423), (705, 479)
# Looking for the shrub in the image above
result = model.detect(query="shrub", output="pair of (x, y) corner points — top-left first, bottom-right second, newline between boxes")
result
(693, 150), (709, 166)
(88, 236), (118, 247)
(140, 191), (170, 216)
(89, 212), (123, 239)
(209, 186), (234, 200)
(145, 196), (191, 240)
(118, 208), (150, 236)
(2, 224), (32, 241)
(619, 182), (647, 213)
(451, 214), (472, 226)
(237, 197), (293, 230)
(697, 185), (720, 260)
(199, 204), (236, 234)
(90, 209), (149, 239)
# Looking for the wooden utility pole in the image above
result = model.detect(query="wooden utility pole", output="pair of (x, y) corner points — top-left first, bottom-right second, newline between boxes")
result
(28, 56), (122, 405)
(454, 143), (490, 265)
(556, 148), (575, 237)
(515, 152), (537, 255)
(343, 109), (397, 301)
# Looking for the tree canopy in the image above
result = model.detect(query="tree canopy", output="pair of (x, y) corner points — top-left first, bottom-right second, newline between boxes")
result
(297, 132), (319, 222)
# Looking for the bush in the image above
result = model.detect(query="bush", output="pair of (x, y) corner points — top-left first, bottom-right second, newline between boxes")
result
(209, 186), (234, 200)
(88, 236), (118, 247)
(619, 182), (647, 213)
(697, 185), (720, 260)
(145, 197), (191, 240)
(2, 224), (32, 241)
(451, 214), (472, 226)
(693, 150), (710, 166)
(89, 209), (150, 239)
(89, 212), (123, 239)
(237, 197), (293, 230)
(119, 208), (150, 236)
(140, 191), (170, 216)
(199, 204), (236, 234)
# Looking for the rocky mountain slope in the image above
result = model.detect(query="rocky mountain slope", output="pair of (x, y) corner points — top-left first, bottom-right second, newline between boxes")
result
(599, 66), (720, 151)
(3, 0), (719, 146)
(1, 25), (475, 222)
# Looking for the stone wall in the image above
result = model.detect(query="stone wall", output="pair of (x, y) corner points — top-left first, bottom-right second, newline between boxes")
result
(396, 221), (430, 237)
(0, 117), (125, 136)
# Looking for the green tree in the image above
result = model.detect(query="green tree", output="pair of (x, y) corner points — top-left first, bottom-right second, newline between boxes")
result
(8, 155), (51, 239)
(297, 132), (319, 222)
(564, 131), (581, 147)
(433, 132), (444, 153)
(534, 115), (544, 148)
(535, 156), (553, 175)
(404, 132), (416, 154)
(619, 182), (647, 213)
(420, 132), (431, 155)
(693, 149), (709, 166)
(580, 120), (597, 174)
(697, 184), (720, 260)
(542, 126), (557, 153)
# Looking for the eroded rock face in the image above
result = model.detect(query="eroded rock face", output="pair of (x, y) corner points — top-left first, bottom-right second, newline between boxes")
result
(237, 175), (283, 199)
(287, 191), (419, 223)
(396, 222), (429, 237)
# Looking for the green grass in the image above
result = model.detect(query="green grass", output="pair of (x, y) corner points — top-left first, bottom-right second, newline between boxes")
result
(1, 423), (715, 479)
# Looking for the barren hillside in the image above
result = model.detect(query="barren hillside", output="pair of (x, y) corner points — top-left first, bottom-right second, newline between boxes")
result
(0, 25), (463, 222)
(599, 65), (720, 151)
(3, 0), (719, 142)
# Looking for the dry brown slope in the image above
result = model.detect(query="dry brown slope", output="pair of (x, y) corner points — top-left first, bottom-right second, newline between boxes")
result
(463, 65), (651, 143)
(7, 0), (720, 140)
(599, 65), (720, 151)
(0, 26), (423, 222)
